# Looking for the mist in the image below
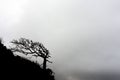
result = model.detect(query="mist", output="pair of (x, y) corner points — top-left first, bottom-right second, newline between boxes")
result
(0, 0), (120, 80)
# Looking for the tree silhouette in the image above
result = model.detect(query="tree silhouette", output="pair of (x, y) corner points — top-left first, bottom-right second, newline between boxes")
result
(10, 38), (51, 70)
(0, 38), (55, 80)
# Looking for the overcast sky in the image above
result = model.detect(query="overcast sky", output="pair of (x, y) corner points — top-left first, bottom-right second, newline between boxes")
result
(0, 0), (120, 80)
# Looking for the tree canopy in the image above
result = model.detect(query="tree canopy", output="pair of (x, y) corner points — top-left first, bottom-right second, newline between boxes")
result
(10, 38), (51, 70)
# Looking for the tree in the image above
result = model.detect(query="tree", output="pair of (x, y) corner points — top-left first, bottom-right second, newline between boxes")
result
(10, 38), (51, 70)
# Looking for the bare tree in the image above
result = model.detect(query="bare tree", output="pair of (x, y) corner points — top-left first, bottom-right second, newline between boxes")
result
(10, 38), (51, 70)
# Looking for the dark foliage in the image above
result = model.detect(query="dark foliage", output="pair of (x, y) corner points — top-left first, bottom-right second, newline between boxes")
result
(0, 41), (55, 80)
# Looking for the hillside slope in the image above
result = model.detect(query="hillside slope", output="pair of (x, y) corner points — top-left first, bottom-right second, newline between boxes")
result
(0, 41), (55, 80)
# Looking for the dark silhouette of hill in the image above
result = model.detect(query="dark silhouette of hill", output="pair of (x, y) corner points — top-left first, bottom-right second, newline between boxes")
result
(0, 41), (55, 80)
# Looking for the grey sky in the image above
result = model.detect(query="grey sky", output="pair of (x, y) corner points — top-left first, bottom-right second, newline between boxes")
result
(0, 0), (120, 80)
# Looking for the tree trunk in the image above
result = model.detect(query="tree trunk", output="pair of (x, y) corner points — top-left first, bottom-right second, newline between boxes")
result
(43, 57), (47, 70)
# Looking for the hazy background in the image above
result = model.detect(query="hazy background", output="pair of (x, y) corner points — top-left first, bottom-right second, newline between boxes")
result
(0, 0), (120, 80)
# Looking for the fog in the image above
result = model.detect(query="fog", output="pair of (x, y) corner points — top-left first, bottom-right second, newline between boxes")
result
(0, 0), (120, 80)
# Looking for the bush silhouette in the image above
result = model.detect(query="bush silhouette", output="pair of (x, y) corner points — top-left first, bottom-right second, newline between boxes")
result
(0, 41), (55, 80)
